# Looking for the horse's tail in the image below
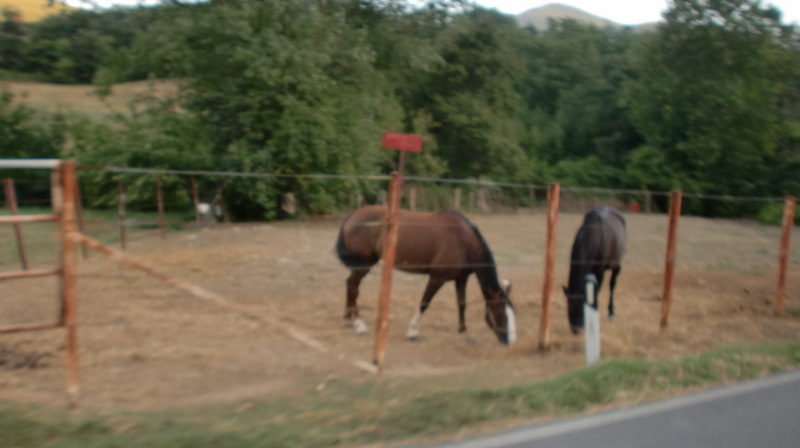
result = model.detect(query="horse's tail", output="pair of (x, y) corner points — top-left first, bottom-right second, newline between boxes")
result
(335, 213), (379, 271)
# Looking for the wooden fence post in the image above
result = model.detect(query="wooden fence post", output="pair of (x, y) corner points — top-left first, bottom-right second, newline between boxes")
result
(215, 180), (231, 223)
(660, 190), (682, 328)
(190, 178), (199, 225)
(776, 196), (796, 315)
(409, 187), (416, 211)
(117, 179), (127, 250)
(373, 172), (403, 371)
(73, 176), (88, 259)
(4, 178), (29, 269)
(50, 169), (63, 218)
(156, 179), (167, 239)
(539, 182), (560, 350)
(454, 188), (461, 210)
(59, 161), (80, 409)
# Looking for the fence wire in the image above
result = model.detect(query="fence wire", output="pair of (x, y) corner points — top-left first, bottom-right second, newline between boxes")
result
(3, 165), (800, 413)
(2, 167), (798, 329)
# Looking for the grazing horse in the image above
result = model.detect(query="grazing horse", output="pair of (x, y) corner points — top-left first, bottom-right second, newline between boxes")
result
(336, 205), (516, 345)
(562, 206), (627, 334)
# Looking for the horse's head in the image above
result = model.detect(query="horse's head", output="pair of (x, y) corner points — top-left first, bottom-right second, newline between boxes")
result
(485, 280), (516, 345)
(563, 285), (585, 335)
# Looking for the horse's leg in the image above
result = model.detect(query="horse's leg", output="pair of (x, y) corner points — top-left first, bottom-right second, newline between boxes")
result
(454, 275), (469, 333)
(407, 276), (446, 340)
(345, 268), (370, 335)
(608, 266), (621, 318)
(593, 270), (605, 310)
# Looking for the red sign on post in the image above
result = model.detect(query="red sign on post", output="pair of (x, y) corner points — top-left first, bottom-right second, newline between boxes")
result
(382, 132), (423, 153)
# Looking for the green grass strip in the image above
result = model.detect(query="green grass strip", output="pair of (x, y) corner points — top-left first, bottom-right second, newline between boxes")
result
(2, 339), (800, 448)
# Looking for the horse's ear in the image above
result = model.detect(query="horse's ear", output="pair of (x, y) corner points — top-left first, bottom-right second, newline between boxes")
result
(501, 279), (512, 296)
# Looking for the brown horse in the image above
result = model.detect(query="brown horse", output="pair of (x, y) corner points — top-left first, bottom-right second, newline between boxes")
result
(336, 205), (516, 345)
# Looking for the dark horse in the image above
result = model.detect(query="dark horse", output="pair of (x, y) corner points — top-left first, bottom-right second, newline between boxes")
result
(336, 205), (516, 345)
(563, 206), (627, 334)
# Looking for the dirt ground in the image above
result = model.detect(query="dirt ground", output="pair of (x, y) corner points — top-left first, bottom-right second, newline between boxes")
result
(2, 211), (800, 410)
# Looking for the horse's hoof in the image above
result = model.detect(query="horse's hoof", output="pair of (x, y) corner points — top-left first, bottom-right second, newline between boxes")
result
(407, 335), (419, 342)
(354, 319), (368, 335)
(458, 327), (466, 333)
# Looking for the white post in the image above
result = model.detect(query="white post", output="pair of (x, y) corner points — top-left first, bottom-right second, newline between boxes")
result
(584, 273), (600, 366)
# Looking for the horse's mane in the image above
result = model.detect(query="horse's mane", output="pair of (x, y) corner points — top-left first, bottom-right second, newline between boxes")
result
(453, 211), (503, 294)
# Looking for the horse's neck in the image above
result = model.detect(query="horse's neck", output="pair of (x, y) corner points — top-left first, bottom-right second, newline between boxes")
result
(474, 265), (502, 297)
(567, 262), (589, 295)
(567, 235), (592, 295)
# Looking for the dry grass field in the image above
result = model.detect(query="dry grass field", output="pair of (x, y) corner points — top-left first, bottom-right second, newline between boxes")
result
(2, 210), (800, 411)
(0, 0), (74, 22)
(2, 80), (180, 118)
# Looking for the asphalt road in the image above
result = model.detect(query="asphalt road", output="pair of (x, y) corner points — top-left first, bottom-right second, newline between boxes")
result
(424, 369), (800, 448)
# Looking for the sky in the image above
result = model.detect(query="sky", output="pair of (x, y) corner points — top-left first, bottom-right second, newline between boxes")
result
(62, 1), (800, 26)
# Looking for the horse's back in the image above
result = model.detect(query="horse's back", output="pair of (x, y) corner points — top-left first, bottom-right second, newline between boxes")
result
(578, 206), (626, 268)
(337, 206), (479, 274)
(396, 209), (478, 273)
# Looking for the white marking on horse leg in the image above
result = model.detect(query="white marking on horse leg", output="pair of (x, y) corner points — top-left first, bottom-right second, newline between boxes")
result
(407, 310), (422, 340)
(353, 318), (368, 335)
(505, 305), (517, 345)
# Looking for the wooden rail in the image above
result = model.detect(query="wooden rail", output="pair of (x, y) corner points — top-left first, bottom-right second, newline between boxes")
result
(74, 232), (377, 374)
(0, 321), (61, 334)
(0, 269), (60, 281)
(0, 214), (58, 224)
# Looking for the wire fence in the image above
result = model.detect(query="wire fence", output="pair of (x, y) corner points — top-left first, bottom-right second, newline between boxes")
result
(2, 165), (797, 281)
(2, 163), (800, 409)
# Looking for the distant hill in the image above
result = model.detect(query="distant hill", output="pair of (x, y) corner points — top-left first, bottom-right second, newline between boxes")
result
(515, 3), (659, 31)
(0, 0), (74, 22)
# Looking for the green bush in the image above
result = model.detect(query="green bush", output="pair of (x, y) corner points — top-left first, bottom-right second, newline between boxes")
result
(757, 201), (800, 226)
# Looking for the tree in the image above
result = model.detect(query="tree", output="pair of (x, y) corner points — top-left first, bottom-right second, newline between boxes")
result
(624, 0), (796, 203)
(418, 8), (530, 180)
(14, 7), (151, 83)
(522, 20), (642, 167)
(120, 0), (404, 218)
(67, 95), (214, 210)
(0, 7), (26, 71)
(0, 89), (65, 199)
